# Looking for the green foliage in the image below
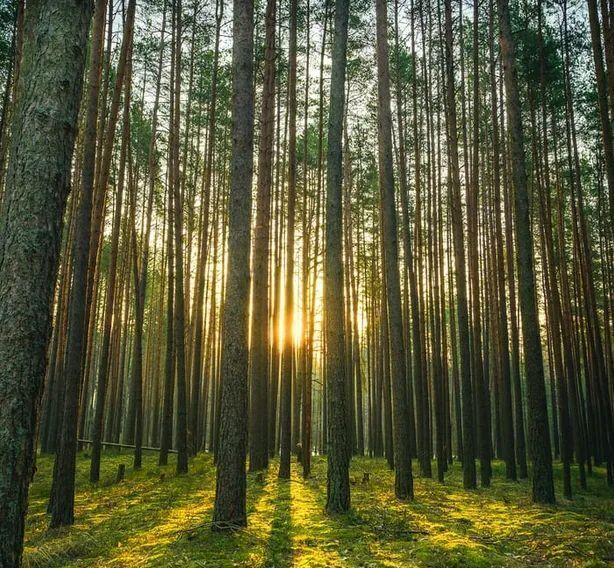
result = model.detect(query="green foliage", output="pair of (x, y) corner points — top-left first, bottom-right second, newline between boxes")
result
(23, 453), (613, 567)
(130, 100), (155, 169)
(0, 0), (13, 85)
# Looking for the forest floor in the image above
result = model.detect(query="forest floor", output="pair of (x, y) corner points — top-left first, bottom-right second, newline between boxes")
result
(23, 451), (613, 567)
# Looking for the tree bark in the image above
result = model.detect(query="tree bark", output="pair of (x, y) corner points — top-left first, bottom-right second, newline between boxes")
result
(0, 1), (92, 563)
(212, 0), (254, 529)
(250, 0), (275, 472)
(89, 0), (137, 483)
(49, 0), (108, 526)
(444, 0), (476, 489)
(489, 0), (516, 481)
(325, 0), (351, 513)
(279, 0), (298, 480)
(375, 0), (414, 500)
(170, 0), (189, 476)
(497, 0), (555, 503)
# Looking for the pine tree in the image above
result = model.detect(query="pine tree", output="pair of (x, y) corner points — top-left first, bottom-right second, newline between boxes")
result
(212, 0), (254, 530)
(0, 1), (93, 563)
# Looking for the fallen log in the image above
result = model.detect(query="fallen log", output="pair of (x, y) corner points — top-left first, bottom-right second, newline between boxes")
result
(78, 439), (178, 454)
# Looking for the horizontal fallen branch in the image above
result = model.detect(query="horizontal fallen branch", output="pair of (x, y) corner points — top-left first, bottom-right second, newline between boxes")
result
(78, 439), (178, 454)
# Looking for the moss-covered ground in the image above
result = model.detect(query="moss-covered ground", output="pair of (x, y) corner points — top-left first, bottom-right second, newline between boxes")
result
(23, 451), (613, 567)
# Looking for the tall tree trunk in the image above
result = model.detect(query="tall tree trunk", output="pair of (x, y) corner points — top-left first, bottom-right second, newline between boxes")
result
(501, 85), (527, 478)
(375, 0), (414, 500)
(279, 0), (298, 480)
(444, 0), (476, 489)
(394, 0), (418, 465)
(90, 24), (134, 482)
(250, 0), (276, 472)
(159, 190), (175, 464)
(49, 0), (108, 526)
(212, 0), (254, 529)
(469, 0), (491, 488)
(489, 0), (516, 481)
(129, 1), (167, 469)
(89, 0), (137, 483)
(189, 0), (223, 457)
(410, 0), (430, 476)
(497, 0), (555, 503)
(0, 1), (92, 563)
(325, 0), (351, 513)
(170, 0), (189, 476)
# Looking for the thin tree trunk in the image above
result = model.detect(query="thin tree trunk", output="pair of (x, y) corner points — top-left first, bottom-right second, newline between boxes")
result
(170, 0), (189, 476)
(444, 0), (476, 489)
(375, 0), (414, 500)
(90, 25), (134, 482)
(279, 0), (298, 480)
(189, 0), (223, 457)
(49, 0), (108, 526)
(129, 1), (167, 469)
(250, 0), (275, 472)
(89, 0), (137, 483)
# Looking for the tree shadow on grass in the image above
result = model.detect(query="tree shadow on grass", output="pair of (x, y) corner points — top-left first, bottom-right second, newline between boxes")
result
(261, 479), (294, 568)
(298, 472), (389, 565)
(156, 469), (294, 567)
(24, 454), (613, 566)
(147, 465), (273, 566)
(347, 457), (614, 567)
(24, 453), (203, 565)
(24, 452), (225, 567)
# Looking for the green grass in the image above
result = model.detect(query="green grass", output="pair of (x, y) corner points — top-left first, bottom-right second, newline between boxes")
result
(23, 451), (613, 567)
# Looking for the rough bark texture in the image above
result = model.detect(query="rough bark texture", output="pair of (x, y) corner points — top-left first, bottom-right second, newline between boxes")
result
(50, 0), (108, 527)
(212, 0), (254, 529)
(497, 0), (555, 503)
(0, 1), (92, 564)
(325, 0), (351, 514)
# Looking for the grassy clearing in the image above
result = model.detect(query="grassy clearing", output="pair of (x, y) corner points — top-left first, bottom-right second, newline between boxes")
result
(23, 451), (613, 567)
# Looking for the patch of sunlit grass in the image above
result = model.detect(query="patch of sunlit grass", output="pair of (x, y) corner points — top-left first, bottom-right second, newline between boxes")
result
(23, 452), (613, 567)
